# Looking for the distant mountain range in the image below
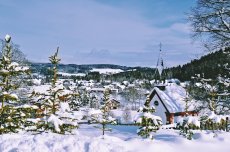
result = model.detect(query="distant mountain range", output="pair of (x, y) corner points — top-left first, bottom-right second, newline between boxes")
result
(30, 48), (230, 81)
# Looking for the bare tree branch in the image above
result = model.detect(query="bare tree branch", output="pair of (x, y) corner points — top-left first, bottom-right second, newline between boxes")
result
(189, 0), (230, 50)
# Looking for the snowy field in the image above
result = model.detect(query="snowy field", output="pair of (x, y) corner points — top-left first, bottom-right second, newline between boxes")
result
(0, 124), (229, 152)
(90, 68), (124, 74)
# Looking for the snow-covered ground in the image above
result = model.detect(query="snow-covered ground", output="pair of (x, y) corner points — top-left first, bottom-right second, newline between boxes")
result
(0, 124), (229, 152)
(90, 68), (124, 74)
(58, 72), (86, 77)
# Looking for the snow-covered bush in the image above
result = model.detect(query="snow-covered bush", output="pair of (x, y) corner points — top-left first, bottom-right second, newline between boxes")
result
(134, 97), (162, 139)
(200, 111), (228, 131)
(177, 116), (200, 140)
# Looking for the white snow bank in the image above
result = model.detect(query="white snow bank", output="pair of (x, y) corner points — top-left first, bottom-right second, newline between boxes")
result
(0, 125), (230, 152)
(207, 111), (227, 123)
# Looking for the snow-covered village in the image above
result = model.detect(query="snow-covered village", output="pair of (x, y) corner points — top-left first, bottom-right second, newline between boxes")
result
(0, 0), (230, 152)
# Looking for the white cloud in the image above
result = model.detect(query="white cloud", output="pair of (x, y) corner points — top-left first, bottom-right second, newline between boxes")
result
(170, 23), (191, 34)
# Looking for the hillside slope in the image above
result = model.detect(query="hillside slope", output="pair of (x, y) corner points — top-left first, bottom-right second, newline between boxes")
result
(30, 48), (229, 82)
(167, 48), (230, 81)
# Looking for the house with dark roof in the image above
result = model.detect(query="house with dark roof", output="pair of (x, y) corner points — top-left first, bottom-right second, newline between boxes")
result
(107, 99), (121, 110)
(148, 83), (198, 124)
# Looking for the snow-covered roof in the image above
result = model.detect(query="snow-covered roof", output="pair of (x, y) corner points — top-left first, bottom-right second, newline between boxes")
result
(31, 84), (73, 95)
(32, 79), (42, 85)
(150, 84), (195, 113)
(109, 98), (120, 103)
(90, 88), (105, 92)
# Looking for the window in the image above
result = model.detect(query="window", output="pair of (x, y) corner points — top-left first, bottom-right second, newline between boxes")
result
(154, 100), (159, 106)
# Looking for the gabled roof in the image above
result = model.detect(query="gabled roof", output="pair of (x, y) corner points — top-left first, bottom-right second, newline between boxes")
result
(149, 84), (195, 113)
(109, 99), (120, 104)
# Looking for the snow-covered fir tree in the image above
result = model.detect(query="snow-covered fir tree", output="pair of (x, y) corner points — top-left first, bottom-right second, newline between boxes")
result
(31, 48), (78, 134)
(89, 93), (100, 109)
(176, 88), (200, 140)
(177, 115), (200, 140)
(218, 48), (230, 112)
(135, 96), (162, 139)
(200, 110), (228, 132)
(0, 35), (35, 134)
(188, 0), (230, 123)
(81, 90), (90, 107)
(89, 88), (116, 137)
(189, 74), (228, 133)
(68, 87), (81, 111)
(190, 74), (229, 114)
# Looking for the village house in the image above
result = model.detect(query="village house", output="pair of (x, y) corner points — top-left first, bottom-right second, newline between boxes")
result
(148, 83), (198, 124)
(106, 99), (121, 110)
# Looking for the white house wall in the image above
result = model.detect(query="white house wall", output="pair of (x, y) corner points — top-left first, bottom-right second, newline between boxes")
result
(150, 95), (167, 124)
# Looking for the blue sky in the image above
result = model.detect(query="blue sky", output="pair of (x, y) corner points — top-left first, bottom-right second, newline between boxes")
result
(0, 0), (203, 67)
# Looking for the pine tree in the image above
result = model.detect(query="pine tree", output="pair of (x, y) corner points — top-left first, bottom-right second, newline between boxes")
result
(89, 94), (100, 109)
(81, 90), (90, 107)
(190, 73), (230, 115)
(177, 115), (200, 140)
(90, 88), (116, 137)
(0, 35), (34, 134)
(68, 88), (81, 111)
(31, 48), (78, 134)
(177, 86), (200, 140)
(135, 96), (162, 139)
(218, 49), (230, 113)
(189, 74), (228, 133)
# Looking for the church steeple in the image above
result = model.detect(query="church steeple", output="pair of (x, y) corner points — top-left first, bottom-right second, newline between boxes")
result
(158, 43), (164, 77)
(154, 43), (165, 81)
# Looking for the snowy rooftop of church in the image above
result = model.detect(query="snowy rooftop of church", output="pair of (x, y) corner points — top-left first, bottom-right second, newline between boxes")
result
(151, 83), (196, 113)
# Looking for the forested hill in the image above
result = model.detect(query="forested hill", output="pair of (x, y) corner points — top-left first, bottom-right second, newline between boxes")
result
(107, 48), (230, 82)
(30, 63), (131, 74)
(30, 48), (229, 82)
(166, 48), (230, 81)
